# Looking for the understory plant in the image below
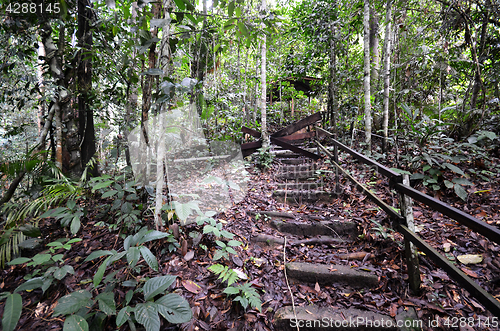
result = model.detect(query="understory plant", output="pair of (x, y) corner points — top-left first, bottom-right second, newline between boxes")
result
(60, 226), (192, 331)
(1, 238), (81, 331)
(401, 130), (499, 200)
(169, 196), (262, 312)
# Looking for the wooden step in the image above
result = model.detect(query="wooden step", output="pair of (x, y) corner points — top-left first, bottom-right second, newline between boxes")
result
(273, 190), (331, 204)
(286, 262), (379, 288)
(274, 306), (398, 331)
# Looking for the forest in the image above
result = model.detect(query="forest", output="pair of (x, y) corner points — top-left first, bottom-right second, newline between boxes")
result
(0, 0), (499, 330)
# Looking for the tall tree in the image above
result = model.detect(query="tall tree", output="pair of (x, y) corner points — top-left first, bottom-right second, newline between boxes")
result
(369, 5), (380, 83)
(260, 0), (268, 147)
(363, 0), (372, 154)
(77, 0), (98, 176)
(381, 0), (392, 152)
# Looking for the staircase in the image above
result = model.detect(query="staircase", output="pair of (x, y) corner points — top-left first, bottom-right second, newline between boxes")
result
(248, 151), (420, 330)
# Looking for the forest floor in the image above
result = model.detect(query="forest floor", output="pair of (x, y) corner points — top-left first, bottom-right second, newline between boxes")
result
(1, 137), (500, 331)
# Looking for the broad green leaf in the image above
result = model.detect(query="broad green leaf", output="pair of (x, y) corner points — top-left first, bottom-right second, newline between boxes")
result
(116, 307), (131, 327)
(70, 216), (81, 234)
(67, 200), (77, 210)
(173, 0), (185, 10)
(143, 275), (176, 301)
(138, 230), (170, 245)
(452, 177), (473, 185)
(443, 163), (464, 176)
(92, 180), (114, 192)
(54, 267), (69, 280)
(18, 224), (41, 237)
(96, 292), (116, 315)
(444, 180), (454, 189)
(2, 293), (22, 331)
(84, 250), (114, 262)
(101, 190), (117, 198)
(54, 290), (93, 316)
(63, 315), (89, 331)
(8, 257), (31, 265)
(156, 293), (193, 324)
(14, 277), (44, 293)
(410, 173), (425, 180)
(139, 246), (158, 271)
(228, 0), (234, 16)
(237, 22), (249, 38)
(94, 256), (111, 287)
(127, 247), (140, 268)
(134, 302), (160, 331)
(121, 202), (133, 214)
(172, 201), (193, 221)
(227, 240), (242, 247)
(454, 184), (468, 201)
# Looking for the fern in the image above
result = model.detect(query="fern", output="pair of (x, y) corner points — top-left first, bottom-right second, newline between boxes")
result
(207, 264), (240, 286)
(0, 175), (83, 267)
(223, 283), (262, 312)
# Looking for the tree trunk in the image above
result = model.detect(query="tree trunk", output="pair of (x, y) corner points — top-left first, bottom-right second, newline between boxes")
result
(37, 41), (46, 135)
(329, 22), (337, 137)
(369, 6), (380, 84)
(78, 0), (98, 177)
(469, 10), (489, 112)
(363, 0), (372, 154)
(140, 2), (162, 184)
(381, 0), (392, 153)
(260, 0), (268, 148)
(155, 0), (171, 230)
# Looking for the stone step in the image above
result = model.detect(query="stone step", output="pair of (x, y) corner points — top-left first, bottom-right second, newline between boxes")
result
(273, 190), (331, 204)
(276, 182), (321, 190)
(280, 159), (304, 165)
(286, 262), (378, 288)
(274, 153), (303, 158)
(279, 164), (318, 173)
(274, 306), (398, 331)
(271, 219), (358, 238)
(278, 170), (319, 180)
(251, 234), (346, 247)
(272, 147), (319, 154)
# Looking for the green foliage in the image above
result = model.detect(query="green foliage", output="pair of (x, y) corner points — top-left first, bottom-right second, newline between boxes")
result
(91, 174), (143, 232)
(47, 227), (191, 331)
(53, 275), (191, 331)
(403, 132), (499, 201)
(1, 293), (22, 331)
(84, 227), (171, 286)
(40, 200), (84, 235)
(254, 146), (275, 170)
(213, 239), (242, 260)
(369, 220), (395, 241)
(208, 264), (242, 286)
(0, 238), (80, 330)
(223, 282), (262, 312)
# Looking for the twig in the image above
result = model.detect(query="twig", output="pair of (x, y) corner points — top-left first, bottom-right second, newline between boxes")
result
(283, 237), (299, 331)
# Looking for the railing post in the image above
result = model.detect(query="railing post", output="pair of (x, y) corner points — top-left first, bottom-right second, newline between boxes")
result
(398, 174), (421, 293)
